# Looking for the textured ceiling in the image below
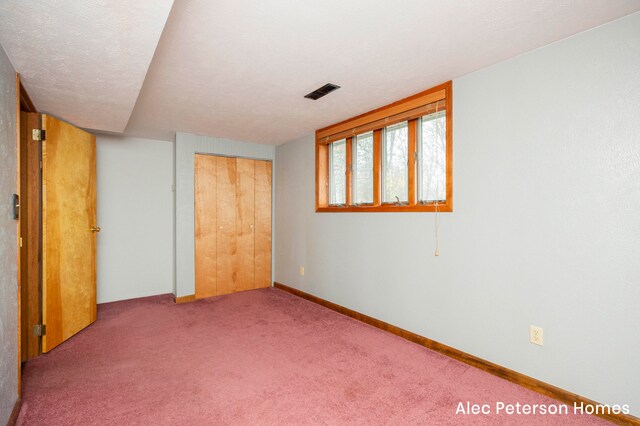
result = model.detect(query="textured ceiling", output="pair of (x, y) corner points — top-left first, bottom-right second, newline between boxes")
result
(2, 1), (639, 143)
(0, 0), (174, 132)
(125, 0), (640, 144)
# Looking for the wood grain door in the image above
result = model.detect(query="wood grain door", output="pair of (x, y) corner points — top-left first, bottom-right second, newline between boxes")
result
(215, 156), (238, 295)
(41, 114), (97, 353)
(195, 154), (217, 298)
(236, 158), (255, 292)
(194, 155), (272, 297)
(254, 160), (272, 288)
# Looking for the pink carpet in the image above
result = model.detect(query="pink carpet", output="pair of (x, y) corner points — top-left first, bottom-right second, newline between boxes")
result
(18, 288), (608, 425)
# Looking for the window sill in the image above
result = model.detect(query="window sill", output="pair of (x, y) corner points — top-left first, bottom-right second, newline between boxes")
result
(316, 202), (452, 213)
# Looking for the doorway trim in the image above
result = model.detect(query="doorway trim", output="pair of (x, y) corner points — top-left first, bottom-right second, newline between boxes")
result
(15, 73), (21, 398)
(16, 73), (38, 396)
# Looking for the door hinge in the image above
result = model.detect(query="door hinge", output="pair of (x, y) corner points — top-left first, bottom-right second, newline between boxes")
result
(34, 324), (46, 337)
(32, 129), (45, 141)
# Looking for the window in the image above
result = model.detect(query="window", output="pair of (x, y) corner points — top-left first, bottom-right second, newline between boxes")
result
(316, 81), (452, 212)
(353, 132), (374, 204)
(418, 111), (446, 203)
(382, 122), (409, 203)
(329, 139), (346, 205)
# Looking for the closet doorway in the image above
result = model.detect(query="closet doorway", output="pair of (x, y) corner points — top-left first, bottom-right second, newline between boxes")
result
(194, 154), (272, 298)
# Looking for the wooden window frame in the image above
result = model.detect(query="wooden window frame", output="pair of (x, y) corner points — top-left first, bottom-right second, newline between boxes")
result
(316, 81), (453, 213)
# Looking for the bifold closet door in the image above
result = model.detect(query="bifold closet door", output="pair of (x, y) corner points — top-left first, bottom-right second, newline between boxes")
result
(215, 156), (238, 296)
(254, 160), (272, 288)
(194, 155), (217, 299)
(236, 158), (255, 292)
(195, 154), (272, 298)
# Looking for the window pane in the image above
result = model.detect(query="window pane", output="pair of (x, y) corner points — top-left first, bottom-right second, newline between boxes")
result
(419, 112), (446, 202)
(329, 139), (346, 205)
(354, 132), (373, 204)
(382, 122), (408, 203)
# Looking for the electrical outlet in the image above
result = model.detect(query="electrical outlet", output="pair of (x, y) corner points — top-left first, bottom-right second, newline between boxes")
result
(530, 325), (544, 346)
(299, 266), (305, 276)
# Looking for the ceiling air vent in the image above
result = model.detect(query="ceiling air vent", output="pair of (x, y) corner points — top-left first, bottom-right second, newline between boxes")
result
(304, 83), (341, 100)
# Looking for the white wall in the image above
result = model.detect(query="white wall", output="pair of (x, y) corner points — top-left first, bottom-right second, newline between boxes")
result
(174, 132), (275, 297)
(0, 44), (18, 424)
(274, 12), (640, 416)
(96, 135), (174, 303)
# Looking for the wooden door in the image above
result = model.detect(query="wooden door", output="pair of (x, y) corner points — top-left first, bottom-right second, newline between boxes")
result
(194, 155), (272, 297)
(216, 156), (238, 295)
(236, 158), (255, 291)
(41, 114), (97, 353)
(254, 160), (272, 288)
(194, 154), (217, 298)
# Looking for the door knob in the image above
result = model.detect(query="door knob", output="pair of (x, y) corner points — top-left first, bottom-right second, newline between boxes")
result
(90, 226), (101, 233)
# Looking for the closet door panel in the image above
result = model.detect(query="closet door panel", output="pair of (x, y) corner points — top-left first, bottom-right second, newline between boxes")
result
(254, 160), (272, 289)
(216, 156), (238, 295)
(194, 154), (217, 299)
(236, 158), (255, 291)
